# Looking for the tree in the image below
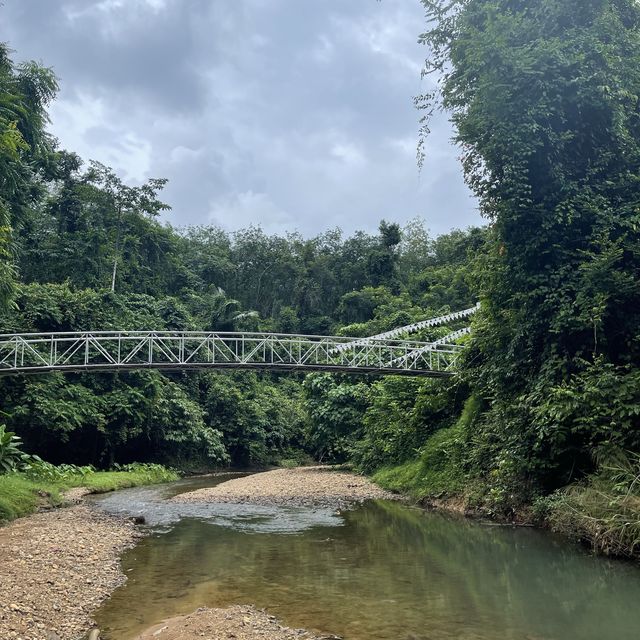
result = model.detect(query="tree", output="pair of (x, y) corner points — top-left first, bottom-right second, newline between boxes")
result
(367, 220), (402, 289)
(83, 162), (170, 292)
(197, 286), (259, 331)
(303, 374), (370, 462)
(0, 44), (57, 309)
(419, 0), (640, 491)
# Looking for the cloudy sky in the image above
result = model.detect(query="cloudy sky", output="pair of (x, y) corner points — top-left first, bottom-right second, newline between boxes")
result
(1, 0), (480, 237)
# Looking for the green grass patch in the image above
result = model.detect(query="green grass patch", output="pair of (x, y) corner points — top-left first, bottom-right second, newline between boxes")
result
(0, 474), (65, 522)
(374, 459), (423, 495)
(80, 465), (178, 493)
(0, 463), (178, 524)
(374, 424), (467, 499)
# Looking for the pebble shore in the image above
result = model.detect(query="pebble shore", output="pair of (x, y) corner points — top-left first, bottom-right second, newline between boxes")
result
(134, 605), (339, 640)
(0, 504), (139, 640)
(171, 466), (398, 509)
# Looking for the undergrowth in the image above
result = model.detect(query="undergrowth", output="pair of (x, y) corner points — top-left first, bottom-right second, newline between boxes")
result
(373, 422), (467, 499)
(540, 449), (640, 558)
(0, 462), (178, 524)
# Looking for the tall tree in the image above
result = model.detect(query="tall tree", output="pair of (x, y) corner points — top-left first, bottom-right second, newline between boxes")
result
(0, 44), (57, 309)
(83, 162), (170, 292)
(419, 0), (640, 488)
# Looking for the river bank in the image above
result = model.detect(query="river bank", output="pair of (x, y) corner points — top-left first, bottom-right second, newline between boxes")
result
(0, 467), (388, 640)
(0, 504), (139, 640)
(373, 456), (640, 561)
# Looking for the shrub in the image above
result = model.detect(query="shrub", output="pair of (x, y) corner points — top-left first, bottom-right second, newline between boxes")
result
(23, 458), (95, 482)
(0, 424), (30, 473)
(544, 449), (640, 558)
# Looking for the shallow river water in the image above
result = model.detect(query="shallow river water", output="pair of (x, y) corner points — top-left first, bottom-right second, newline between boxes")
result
(92, 475), (640, 640)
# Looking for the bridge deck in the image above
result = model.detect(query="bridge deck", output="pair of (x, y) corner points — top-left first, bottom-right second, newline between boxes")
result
(0, 331), (461, 377)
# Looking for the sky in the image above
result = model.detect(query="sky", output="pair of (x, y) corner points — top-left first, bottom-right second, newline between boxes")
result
(1, 0), (480, 237)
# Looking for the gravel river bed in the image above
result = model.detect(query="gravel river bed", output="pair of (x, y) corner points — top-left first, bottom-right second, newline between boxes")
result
(0, 505), (139, 640)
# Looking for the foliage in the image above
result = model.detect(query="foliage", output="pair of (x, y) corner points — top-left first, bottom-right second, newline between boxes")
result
(23, 458), (95, 482)
(542, 449), (640, 558)
(373, 396), (479, 500)
(0, 44), (58, 310)
(414, 0), (640, 507)
(0, 423), (29, 473)
(354, 377), (467, 472)
(303, 373), (371, 462)
(201, 372), (307, 467)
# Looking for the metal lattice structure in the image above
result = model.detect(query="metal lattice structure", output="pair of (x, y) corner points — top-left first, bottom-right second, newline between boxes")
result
(387, 326), (472, 368)
(0, 331), (465, 377)
(329, 304), (479, 355)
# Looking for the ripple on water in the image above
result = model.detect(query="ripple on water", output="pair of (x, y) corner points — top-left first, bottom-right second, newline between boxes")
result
(91, 474), (344, 533)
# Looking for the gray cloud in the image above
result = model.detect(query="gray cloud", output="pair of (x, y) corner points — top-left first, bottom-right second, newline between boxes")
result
(1, 0), (481, 237)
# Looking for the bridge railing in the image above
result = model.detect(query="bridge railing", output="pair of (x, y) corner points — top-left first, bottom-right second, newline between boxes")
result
(0, 331), (463, 377)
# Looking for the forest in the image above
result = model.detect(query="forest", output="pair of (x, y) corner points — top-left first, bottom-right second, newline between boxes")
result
(1, 0), (640, 556)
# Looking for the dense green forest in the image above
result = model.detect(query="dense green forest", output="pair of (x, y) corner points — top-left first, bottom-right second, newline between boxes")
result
(1, 0), (640, 554)
(0, 36), (483, 470)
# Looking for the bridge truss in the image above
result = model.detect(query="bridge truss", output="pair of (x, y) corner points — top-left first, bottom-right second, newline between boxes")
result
(330, 304), (479, 354)
(0, 330), (464, 377)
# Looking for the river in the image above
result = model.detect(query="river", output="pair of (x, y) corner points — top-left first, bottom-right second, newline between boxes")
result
(91, 474), (640, 640)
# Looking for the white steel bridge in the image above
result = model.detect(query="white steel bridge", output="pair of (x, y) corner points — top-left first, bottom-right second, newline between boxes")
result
(0, 331), (462, 377)
(0, 306), (477, 378)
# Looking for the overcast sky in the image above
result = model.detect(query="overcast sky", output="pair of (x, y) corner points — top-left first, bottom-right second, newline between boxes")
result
(1, 0), (480, 237)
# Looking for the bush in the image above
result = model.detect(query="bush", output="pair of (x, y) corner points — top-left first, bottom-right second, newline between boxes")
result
(0, 424), (30, 473)
(23, 458), (95, 482)
(110, 462), (177, 482)
(544, 449), (640, 558)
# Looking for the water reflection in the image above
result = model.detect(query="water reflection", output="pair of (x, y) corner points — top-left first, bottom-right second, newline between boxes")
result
(95, 496), (640, 640)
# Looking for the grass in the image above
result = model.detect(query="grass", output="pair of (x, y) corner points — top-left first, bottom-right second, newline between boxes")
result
(373, 424), (467, 500)
(0, 464), (179, 524)
(81, 467), (178, 492)
(541, 450), (640, 558)
(0, 474), (66, 521)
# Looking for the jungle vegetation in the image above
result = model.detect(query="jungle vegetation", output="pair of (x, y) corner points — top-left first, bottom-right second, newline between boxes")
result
(1, 0), (639, 553)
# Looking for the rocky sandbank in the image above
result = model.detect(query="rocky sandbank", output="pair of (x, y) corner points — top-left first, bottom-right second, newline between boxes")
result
(171, 466), (398, 509)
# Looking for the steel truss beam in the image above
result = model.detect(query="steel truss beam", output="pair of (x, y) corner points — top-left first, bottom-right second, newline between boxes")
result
(0, 331), (463, 377)
(388, 326), (472, 368)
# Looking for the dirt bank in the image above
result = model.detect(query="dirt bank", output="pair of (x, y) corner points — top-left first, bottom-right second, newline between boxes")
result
(171, 466), (398, 509)
(0, 504), (139, 640)
(134, 605), (337, 640)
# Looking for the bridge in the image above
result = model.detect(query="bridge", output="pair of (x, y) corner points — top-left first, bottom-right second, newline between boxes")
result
(0, 307), (477, 377)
